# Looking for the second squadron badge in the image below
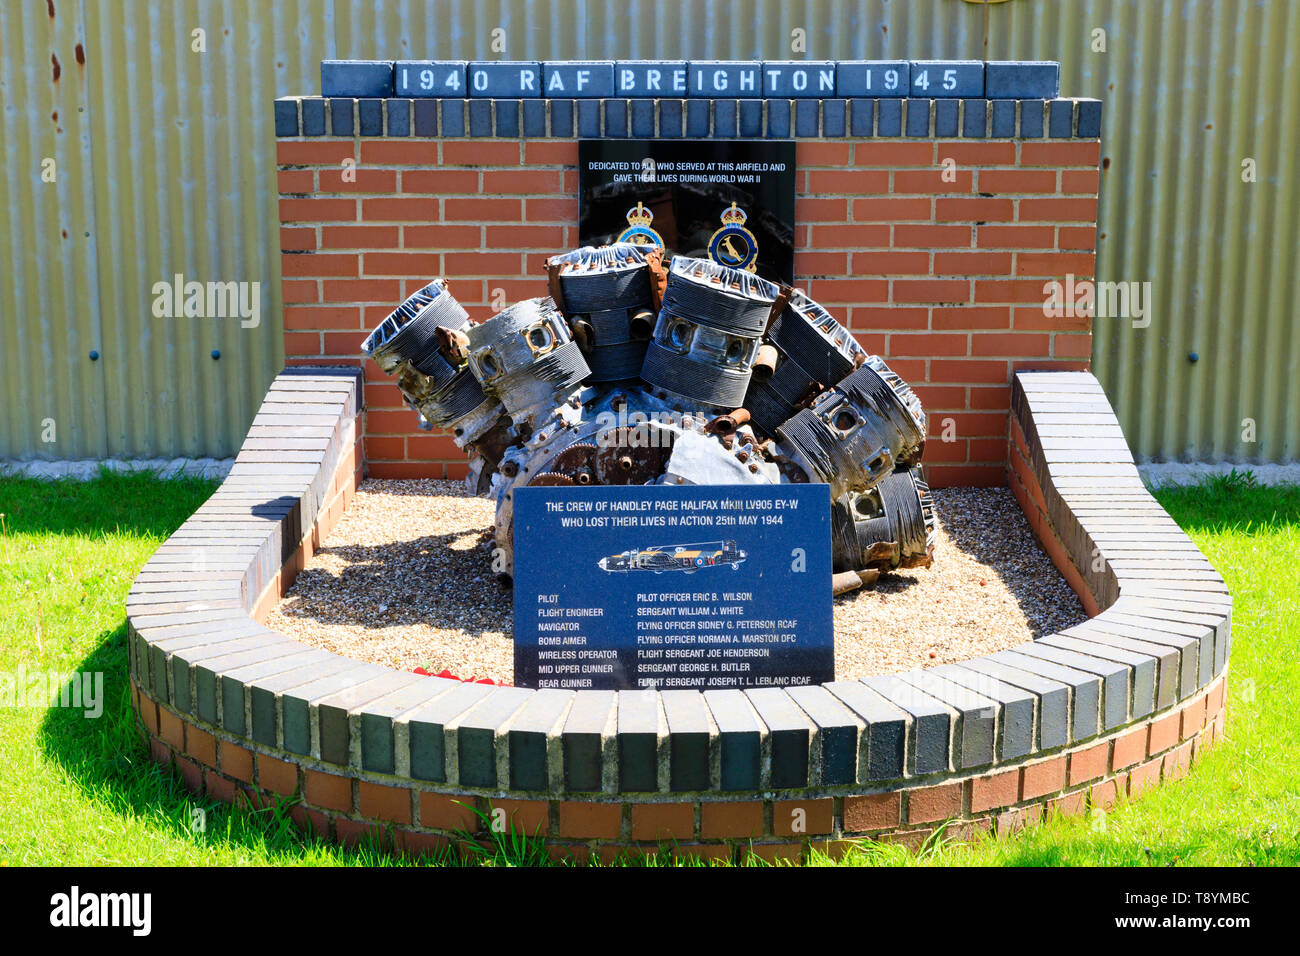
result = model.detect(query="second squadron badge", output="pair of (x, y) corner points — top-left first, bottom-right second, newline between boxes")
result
(616, 201), (664, 250)
(708, 202), (760, 273)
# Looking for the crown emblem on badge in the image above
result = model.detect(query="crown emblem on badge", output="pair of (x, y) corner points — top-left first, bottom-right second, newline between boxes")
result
(719, 202), (748, 226)
(625, 202), (655, 226)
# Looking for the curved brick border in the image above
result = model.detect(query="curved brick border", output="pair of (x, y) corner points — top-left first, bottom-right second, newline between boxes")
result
(126, 368), (1230, 861)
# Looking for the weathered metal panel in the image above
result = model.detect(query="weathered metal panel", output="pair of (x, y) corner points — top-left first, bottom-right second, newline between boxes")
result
(2, 0), (1296, 462)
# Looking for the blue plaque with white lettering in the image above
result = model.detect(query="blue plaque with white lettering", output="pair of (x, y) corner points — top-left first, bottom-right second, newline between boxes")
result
(908, 60), (984, 97)
(689, 60), (763, 98)
(394, 60), (467, 98)
(467, 61), (543, 97)
(543, 60), (615, 98)
(615, 60), (689, 97)
(761, 60), (837, 98)
(836, 60), (910, 97)
(513, 484), (833, 691)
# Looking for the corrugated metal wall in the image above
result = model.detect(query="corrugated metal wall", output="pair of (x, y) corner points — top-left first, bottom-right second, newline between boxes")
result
(3, 0), (1295, 462)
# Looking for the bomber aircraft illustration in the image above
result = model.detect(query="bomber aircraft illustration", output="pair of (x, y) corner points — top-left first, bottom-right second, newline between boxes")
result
(597, 540), (747, 573)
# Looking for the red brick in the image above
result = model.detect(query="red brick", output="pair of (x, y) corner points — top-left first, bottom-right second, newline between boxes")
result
(930, 358), (1010, 385)
(977, 169), (1059, 194)
(336, 818), (386, 850)
(970, 769), (1021, 812)
(1019, 197), (1099, 222)
(851, 251), (931, 275)
(393, 828), (452, 859)
(362, 197), (439, 221)
(1062, 169), (1100, 193)
(279, 197), (357, 222)
(175, 755), (204, 794)
(277, 141), (355, 166)
(806, 169), (889, 193)
(894, 224), (972, 248)
(524, 140), (578, 165)
(849, 306), (929, 330)
(938, 142), (1016, 165)
(796, 197), (848, 221)
(404, 223), (482, 248)
(281, 252), (358, 277)
(319, 225), (400, 249)
(363, 252), (441, 276)
(1069, 741), (1110, 786)
(318, 168), (397, 192)
(630, 803), (695, 842)
(419, 792), (481, 831)
(975, 278), (1057, 304)
(524, 197), (577, 221)
(892, 332), (968, 357)
(1180, 695), (1207, 739)
(797, 141), (855, 165)
(1148, 711), (1180, 755)
(971, 332), (1052, 357)
(358, 140), (439, 165)
(322, 278), (402, 302)
(934, 251), (1013, 275)
(670, 844), (732, 864)
(1046, 790), (1086, 818)
(892, 279), (970, 304)
(303, 769), (352, 811)
(485, 799), (549, 837)
(277, 168), (314, 193)
(1021, 755), (1067, 799)
(442, 141), (521, 165)
(204, 769), (237, 804)
(407, 435), (463, 459)
(773, 798), (833, 837)
(1111, 726), (1148, 770)
(153, 707), (182, 750)
(852, 197), (932, 221)
(806, 278), (889, 304)
(876, 827), (934, 852)
(855, 142), (935, 165)
(323, 331), (368, 355)
(1014, 304), (1091, 331)
(700, 801), (764, 839)
(932, 305), (1011, 330)
(148, 735), (170, 766)
(281, 280), (321, 304)
(399, 169), (480, 193)
(1058, 226), (1098, 250)
(482, 169), (565, 194)
(283, 331), (324, 355)
(927, 411), (1007, 436)
(444, 251), (524, 275)
(812, 223), (892, 247)
(219, 740), (254, 783)
(1016, 252), (1096, 277)
(969, 385), (1011, 409)
(1089, 775), (1125, 810)
(907, 781), (964, 824)
(977, 224), (1056, 249)
(184, 726), (216, 767)
(795, 251), (850, 275)
(486, 224), (566, 249)
(256, 753), (299, 796)
(557, 801), (622, 839)
(280, 226), (317, 251)
(1053, 332), (1093, 359)
(894, 169), (974, 193)
(1021, 141), (1101, 166)
(743, 843), (804, 865)
(1207, 677), (1226, 718)
(936, 197), (1015, 222)
(1129, 756), (1162, 797)
(911, 384), (967, 409)
(358, 781), (413, 824)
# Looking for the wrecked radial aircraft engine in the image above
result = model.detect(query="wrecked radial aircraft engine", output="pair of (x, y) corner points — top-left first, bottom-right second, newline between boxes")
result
(363, 245), (936, 592)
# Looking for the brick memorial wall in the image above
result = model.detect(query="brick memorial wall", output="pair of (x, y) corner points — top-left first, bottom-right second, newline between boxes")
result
(274, 59), (1102, 487)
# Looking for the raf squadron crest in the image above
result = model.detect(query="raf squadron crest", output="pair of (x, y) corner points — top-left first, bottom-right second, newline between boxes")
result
(616, 201), (664, 249)
(707, 202), (760, 273)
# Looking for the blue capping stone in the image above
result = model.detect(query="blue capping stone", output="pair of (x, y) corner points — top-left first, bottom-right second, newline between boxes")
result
(837, 60), (910, 98)
(578, 99), (602, 137)
(494, 99), (520, 137)
(934, 98), (959, 136)
(543, 61), (614, 98)
(962, 99), (988, 138)
(659, 99), (683, 137)
(440, 100), (466, 137)
(467, 61), (543, 98)
(1019, 99), (1045, 137)
(714, 99), (738, 138)
(615, 60), (688, 97)
(394, 61), (467, 98)
(877, 98), (902, 136)
(738, 99), (763, 137)
(686, 99), (710, 137)
(550, 99), (574, 137)
(358, 98), (383, 136)
(761, 60), (836, 98)
(301, 98), (326, 136)
(1049, 98), (1074, 138)
(766, 98), (791, 138)
(328, 98), (353, 136)
(1077, 99), (1103, 137)
(603, 99), (628, 137)
(822, 98), (847, 137)
(849, 98), (874, 137)
(630, 98), (655, 137)
(908, 60), (984, 98)
(522, 98), (546, 137)
(991, 99), (1016, 138)
(794, 99), (820, 137)
(984, 61), (1060, 99)
(321, 59), (393, 97)
(468, 98), (493, 136)
(274, 99), (298, 137)
(413, 99), (437, 136)
(688, 60), (761, 98)
(385, 100), (411, 136)
(905, 98), (931, 137)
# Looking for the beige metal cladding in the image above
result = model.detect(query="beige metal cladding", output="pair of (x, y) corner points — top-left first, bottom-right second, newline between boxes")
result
(2, 0), (1295, 462)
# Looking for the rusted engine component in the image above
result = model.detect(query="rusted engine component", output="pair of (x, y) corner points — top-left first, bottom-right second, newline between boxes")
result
(830, 466), (936, 574)
(640, 256), (779, 412)
(360, 280), (503, 446)
(548, 243), (665, 382)
(775, 356), (927, 497)
(466, 297), (590, 429)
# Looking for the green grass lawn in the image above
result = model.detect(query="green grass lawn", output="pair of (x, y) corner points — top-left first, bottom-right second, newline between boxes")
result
(0, 469), (1296, 867)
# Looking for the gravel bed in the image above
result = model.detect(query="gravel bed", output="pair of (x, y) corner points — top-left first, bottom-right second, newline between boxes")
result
(266, 478), (1087, 682)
